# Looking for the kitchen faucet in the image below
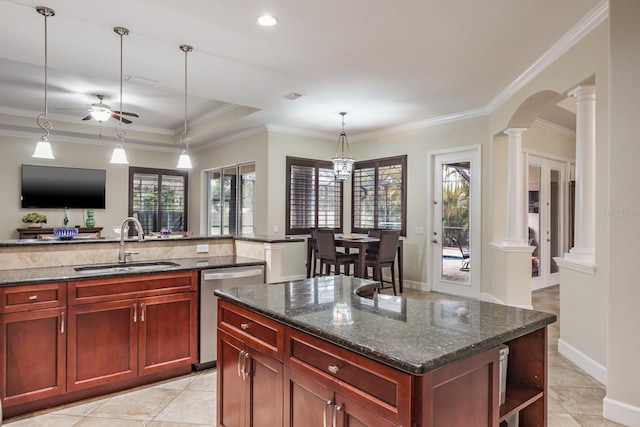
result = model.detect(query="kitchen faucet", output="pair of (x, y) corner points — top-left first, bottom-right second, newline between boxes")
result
(118, 217), (144, 263)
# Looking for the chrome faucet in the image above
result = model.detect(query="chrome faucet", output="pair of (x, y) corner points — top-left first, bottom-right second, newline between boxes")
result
(118, 217), (144, 263)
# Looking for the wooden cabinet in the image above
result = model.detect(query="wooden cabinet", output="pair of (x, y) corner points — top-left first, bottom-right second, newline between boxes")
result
(17, 227), (103, 240)
(217, 300), (284, 427)
(0, 283), (67, 407)
(67, 272), (198, 392)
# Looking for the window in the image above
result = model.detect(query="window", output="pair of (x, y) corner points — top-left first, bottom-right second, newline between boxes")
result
(207, 163), (255, 236)
(286, 157), (343, 235)
(352, 155), (407, 236)
(129, 167), (188, 234)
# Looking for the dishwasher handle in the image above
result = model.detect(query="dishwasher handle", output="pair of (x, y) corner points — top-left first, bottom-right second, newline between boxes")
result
(203, 267), (264, 281)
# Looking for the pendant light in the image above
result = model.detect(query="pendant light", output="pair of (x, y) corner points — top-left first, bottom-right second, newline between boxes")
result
(32, 6), (55, 159)
(110, 26), (129, 164)
(332, 112), (354, 180)
(176, 44), (193, 169)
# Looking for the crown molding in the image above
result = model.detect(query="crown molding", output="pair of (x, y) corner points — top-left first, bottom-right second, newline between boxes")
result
(534, 118), (576, 138)
(193, 126), (268, 152)
(266, 124), (334, 141)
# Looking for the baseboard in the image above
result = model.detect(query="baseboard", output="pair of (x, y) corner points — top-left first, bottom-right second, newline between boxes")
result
(400, 279), (431, 292)
(603, 396), (640, 427)
(558, 338), (607, 385)
(481, 293), (504, 304)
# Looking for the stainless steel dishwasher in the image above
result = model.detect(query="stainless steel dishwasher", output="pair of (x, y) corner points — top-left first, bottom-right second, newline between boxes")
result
(196, 265), (265, 370)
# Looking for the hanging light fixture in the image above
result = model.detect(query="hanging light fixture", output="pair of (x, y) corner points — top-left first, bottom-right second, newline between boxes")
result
(32, 6), (55, 159)
(332, 112), (354, 180)
(110, 26), (129, 164)
(176, 44), (193, 169)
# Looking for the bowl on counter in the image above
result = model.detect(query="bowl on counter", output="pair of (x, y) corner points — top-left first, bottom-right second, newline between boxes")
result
(53, 227), (79, 240)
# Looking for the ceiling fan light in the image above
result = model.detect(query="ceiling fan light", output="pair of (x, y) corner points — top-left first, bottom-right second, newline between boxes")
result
(33, 137), (55, 159)
(110, 144), (128, 164)
(90, 107), (111, 122)
(177, 150), (193, 169)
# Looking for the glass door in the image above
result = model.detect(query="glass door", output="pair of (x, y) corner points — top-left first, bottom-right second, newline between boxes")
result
(431, 148), (481, 298)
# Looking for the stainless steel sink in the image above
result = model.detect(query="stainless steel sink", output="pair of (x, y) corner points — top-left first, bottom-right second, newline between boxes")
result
(74, 261), (180, 274)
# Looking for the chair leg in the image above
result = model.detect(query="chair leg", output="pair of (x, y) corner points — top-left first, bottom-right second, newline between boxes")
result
(390, 266), (397, 296)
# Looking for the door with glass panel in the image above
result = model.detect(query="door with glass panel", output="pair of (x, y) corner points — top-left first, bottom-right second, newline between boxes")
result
(528, 156), (564, 289)
(431, 148), (481, 298)
(208, 164), (255, 236)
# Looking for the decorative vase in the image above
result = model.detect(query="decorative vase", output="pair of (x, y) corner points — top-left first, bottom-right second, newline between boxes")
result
(85, 210), (95, 228)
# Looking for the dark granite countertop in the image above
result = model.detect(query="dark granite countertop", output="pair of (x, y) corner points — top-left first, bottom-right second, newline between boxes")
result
(0, 256), (265, 287)
(214, 275), (556, 375)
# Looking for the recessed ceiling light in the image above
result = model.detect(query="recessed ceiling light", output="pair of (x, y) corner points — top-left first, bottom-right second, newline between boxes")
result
(257, 14), (278, 27)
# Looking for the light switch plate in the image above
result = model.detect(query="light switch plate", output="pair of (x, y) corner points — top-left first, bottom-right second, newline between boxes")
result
(415, 227), (425, 235)
(196, 244), (209, 254)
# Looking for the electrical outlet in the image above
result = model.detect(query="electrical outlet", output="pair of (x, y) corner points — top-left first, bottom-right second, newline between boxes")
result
(274, 225), (279, 233)
(196, 244), (209, 254)
(415, 227), (424, 235)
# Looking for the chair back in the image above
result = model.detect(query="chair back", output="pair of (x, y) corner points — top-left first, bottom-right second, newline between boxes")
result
(310, 228), (319, 253)
(368, 229), (382, 239)
(377, 230), (400, 263)
(315, 228), (337, 262)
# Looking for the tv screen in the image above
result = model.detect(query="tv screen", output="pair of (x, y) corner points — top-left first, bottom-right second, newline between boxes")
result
(21, 165), (106, 209)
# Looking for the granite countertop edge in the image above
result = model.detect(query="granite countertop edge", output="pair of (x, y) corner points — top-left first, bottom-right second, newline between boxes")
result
(215, 286), (557, 376)
(0, 256), (265, 287)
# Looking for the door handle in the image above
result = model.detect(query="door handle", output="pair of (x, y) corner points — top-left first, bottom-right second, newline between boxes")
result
(237, 350), (245, 377)
(133, 303), (137, 322)
(333, 405), (342, 427)
(323, 400), (333, 427)
(60, 311), (65, 334)
(242, 352), (250, 379)
(140, 303), (145, 322)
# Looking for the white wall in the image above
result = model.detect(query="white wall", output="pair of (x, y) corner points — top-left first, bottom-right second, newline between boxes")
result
(0, 134), (182, 240)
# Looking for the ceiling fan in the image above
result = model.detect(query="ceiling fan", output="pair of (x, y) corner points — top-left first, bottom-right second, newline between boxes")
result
(82, 94), (139, 124)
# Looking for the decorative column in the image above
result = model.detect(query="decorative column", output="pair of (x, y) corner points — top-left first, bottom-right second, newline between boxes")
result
(504, 128), (528, 245)
(566, 85), (596, 265)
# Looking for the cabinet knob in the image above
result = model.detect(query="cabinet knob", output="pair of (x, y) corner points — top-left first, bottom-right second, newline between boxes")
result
(29, 295), (38, 300)
(240, 323), (250, 330)
(328, 365), (340, 374)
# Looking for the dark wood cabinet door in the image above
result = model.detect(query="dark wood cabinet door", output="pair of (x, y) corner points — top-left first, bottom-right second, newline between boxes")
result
(284, 366), (333, 427)
(218, 330), (247, 427)
(246, 345), (283, 427)
(67, 299), (138, 392)
(1, 307), (66, 407)
(335, 392), (399, 427)
(138, 292), (197, 376)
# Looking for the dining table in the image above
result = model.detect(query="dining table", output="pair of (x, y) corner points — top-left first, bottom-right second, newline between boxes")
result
(306, 234), (404, 293)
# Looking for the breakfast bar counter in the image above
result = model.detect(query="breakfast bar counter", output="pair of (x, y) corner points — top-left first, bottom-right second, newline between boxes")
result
(215, 275), (556, 426)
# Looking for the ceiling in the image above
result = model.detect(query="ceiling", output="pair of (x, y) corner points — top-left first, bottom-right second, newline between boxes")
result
(0, 0), (602, 151)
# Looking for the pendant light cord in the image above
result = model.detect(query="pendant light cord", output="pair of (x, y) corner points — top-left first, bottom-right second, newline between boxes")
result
(114, 27), (129, 141)
(36, 7), (54, 136)
(179, 45), (193, 147)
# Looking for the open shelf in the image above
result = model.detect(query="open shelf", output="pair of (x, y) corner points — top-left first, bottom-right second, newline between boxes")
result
(499, 385), (544, 421)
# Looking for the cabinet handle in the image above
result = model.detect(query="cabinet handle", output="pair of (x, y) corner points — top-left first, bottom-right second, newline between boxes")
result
(242, 352), (250, 379)
(29, 295), (38, 300)
(237, 350), (245, 377)
(323, 400), (333, 427)
(140, 303), (145, 322)
(240, 323), (249, 330)
(60, 311), (65, 334)
(328, 365), (340, 374)
(133, 303), (138, 323)
(333, 405), (342, 427)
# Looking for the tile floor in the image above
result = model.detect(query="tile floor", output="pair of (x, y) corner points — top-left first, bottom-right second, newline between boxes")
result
(3, 285), (625, 427)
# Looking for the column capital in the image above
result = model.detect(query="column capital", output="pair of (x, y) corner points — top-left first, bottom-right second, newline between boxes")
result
(504, 128), (528, 138)
(568, 84), (596, 100)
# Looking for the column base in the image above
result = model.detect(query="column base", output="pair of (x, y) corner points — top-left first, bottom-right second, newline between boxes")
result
(555, 252), (597, 275)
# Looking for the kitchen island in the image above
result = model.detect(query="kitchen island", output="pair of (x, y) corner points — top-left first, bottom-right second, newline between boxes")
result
(215, 275), (556, 426)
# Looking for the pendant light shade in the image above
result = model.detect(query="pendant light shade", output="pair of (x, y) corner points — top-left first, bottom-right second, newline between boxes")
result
(110, 26), (130, 164)
(332, 112), (354, 181)
(33, 6), (55, 159)
(176, 44), (193, 169)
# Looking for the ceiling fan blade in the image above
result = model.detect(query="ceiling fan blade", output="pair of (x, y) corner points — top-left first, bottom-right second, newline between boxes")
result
(112, 113), (132, 124)
(113, 110), (139, 118)
(82, 115), (92, 121)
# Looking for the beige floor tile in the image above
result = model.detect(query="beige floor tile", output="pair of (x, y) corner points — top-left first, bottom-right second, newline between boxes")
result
(573, 414), (627, 426)
(152, 374), (197, 390)
(547, 412), (582, 426)
(548, 365), (600, 388)
(3, 414), (83, 426)
(549, 386), (606, 416)
(548, 395), (568, 413)
(73, 417), (147, 427)
(186, 371), (217, 392)
(50, 397), (109, 417)
(88, 387), (181, 421)
(147, 422), (211, 427)
(153, 390), (216, 425)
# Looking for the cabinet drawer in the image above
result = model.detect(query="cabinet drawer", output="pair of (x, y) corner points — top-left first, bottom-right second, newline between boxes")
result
(68, 271), (197, 305)
(286, 329), (411, 422)
(0, 282), (66, 313)
(218, 299), (284, 360)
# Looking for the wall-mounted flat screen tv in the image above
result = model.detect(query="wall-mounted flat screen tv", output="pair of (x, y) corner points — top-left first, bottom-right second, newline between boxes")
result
(21, 164), (106, 209)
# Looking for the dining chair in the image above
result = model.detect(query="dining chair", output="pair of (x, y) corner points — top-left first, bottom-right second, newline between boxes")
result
(309, 228), (321, 277)
(359, 229), (401, 295)
(315, 229), (357, 276)
(366, 229), (382, 256)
